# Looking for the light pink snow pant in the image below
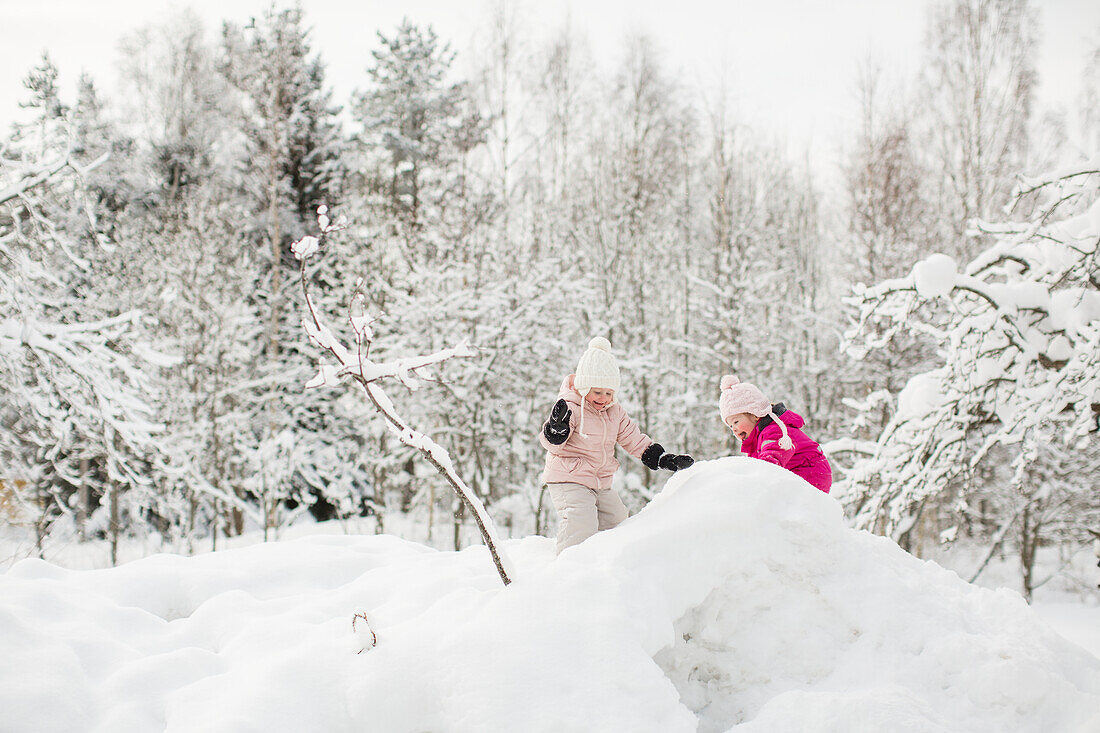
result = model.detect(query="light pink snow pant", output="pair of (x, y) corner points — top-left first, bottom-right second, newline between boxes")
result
(547, 482), (629, 554)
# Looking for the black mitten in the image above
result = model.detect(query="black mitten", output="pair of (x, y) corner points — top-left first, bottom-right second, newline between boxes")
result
(658, 453), (694, 471)
(543, 399), (572, 445)
(641, 443), (665, 470)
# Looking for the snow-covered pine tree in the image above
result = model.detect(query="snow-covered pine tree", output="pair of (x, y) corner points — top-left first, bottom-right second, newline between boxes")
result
(219, 5), (356, 537)
(348, 18), (494, 526)
(353, 19), (469, 239)
(111, 12), (274, 547)
(221, 4), (346, 225)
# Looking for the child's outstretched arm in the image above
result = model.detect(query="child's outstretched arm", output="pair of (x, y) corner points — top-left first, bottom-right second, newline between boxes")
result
(616, 414), (694, 472)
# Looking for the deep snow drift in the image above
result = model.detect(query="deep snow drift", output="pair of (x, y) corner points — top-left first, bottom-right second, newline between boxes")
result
(3, 458), (1098, 732)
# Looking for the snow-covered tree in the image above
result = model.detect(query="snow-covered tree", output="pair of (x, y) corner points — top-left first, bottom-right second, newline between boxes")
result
(353, 19), (471, 237)
(575, 35), (700, 495)
(221, 4), (347, 226)
(116, 10), (234, 202)
(0, 61), (167, 561)
(521, 20), (598, 262)
(216, 5), (357, 536)
(345, 19), (499, 528)
(845, 60), (935, 285)
(836, 59), (943, 459)
(1080, 31), (1100, 157)
(842, 163), (1100, 585)
(920, 0), (1039, 254)
(688, 85), (836, 458)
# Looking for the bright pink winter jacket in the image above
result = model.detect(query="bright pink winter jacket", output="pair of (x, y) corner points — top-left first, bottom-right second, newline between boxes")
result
(740, 404), (832, 493)
(539, 377), (654, 491)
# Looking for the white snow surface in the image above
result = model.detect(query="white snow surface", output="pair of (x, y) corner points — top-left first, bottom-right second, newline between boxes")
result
(3, 458), (1099, 733)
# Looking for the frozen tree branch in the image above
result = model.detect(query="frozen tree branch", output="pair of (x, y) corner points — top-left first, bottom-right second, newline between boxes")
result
(844, 166), (1100, 544)
(0, 157), (70, 206)
(292, 208), (513, 586)
(0, 152), (109, 207)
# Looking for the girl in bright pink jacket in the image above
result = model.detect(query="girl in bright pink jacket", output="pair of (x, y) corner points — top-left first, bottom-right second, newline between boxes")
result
(540, 337), (694, 553)
(718, 375), (832, 493)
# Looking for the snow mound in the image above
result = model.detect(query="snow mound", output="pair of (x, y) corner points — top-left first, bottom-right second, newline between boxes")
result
(2, 458), (1098, 732)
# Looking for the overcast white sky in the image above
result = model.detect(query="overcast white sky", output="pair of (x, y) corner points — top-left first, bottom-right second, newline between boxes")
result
(2, 0), (1098, 168)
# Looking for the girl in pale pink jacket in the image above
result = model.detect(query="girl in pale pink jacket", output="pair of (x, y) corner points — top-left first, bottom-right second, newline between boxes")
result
(540, 337), (694, 553)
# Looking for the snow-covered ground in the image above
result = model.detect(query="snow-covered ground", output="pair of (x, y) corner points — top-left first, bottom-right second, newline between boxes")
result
(3, 458), (1099, 732)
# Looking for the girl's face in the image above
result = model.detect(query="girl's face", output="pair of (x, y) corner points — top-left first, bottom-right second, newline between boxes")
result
(585, 388), (615, 410)
(725, 413), (758, 441)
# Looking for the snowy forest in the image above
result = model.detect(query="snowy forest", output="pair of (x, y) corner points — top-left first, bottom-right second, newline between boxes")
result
(1, 0), (1098, 602)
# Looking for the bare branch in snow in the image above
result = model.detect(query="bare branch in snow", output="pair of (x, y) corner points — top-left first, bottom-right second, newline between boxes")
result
(352, 611), (378, 653)
(292, 209), (513, 586)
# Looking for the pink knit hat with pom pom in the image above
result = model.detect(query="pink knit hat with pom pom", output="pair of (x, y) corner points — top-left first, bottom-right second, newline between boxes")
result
(718, 375), (793, 450)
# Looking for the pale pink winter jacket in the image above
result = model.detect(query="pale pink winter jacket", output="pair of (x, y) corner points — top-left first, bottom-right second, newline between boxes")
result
(539, 377), (654, 491)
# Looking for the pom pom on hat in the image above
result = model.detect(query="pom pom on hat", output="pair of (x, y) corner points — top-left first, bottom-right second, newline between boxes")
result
(720, 374), (740, 391)
(588, 336), (612, 352)
(574, 337), (620, 396)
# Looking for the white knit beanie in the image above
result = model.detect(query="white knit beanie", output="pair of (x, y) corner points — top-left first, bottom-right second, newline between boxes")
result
(574, 337), (620, 397)
(573, 337), (619, 436)
(718, 375), (793, 450)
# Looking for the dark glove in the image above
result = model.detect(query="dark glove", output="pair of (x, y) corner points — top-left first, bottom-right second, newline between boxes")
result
(658, 453), (694, 471)
(641, 443), (664, 470)
(543, 399), (572, 445)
